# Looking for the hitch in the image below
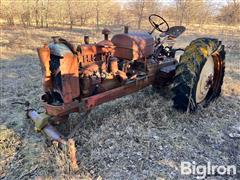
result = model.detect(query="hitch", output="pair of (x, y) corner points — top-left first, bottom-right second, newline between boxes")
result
(27, 110), (67, 144)
(12, 101), (79, 171)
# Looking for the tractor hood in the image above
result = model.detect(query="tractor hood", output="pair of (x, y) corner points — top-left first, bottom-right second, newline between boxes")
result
(111, 32), (154, 60)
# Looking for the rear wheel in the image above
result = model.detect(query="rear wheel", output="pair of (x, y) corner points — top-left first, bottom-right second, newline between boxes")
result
(172, 38), (225, 112)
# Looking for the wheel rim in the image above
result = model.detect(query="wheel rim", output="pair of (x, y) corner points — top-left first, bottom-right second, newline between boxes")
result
(196, 56), (215, 103)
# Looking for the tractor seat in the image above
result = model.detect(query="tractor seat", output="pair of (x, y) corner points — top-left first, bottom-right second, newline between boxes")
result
(166, 26), (186, 38)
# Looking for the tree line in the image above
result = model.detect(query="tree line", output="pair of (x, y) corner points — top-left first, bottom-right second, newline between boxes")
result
(0, 0), (239, 29)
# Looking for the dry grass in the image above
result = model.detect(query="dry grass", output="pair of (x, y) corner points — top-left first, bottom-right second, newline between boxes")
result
(0, 25), (239, 179)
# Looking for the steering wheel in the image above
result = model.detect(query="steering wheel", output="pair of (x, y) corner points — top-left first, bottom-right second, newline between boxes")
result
(149, 14), (169, 34)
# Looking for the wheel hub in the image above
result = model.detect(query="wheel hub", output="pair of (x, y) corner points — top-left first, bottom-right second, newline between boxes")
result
(205, 73), (214, 89)
(196, 56), (215, 103)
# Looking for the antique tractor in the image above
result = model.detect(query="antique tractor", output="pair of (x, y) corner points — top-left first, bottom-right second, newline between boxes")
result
(33, 14), (225, 141)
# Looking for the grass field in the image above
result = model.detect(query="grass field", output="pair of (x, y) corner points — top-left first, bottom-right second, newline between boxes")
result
(0, 25), (240, 179)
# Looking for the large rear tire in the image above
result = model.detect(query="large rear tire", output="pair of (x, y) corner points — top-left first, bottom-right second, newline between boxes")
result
(172, 38), (225, 112)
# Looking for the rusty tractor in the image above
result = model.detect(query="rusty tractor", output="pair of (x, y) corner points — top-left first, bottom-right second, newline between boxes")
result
(30, 14), (225, 143)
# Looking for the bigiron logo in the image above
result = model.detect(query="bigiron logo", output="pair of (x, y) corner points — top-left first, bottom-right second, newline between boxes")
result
(181, 161), (237, 179)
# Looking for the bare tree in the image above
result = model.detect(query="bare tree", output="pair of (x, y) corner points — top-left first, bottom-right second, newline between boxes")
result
(1, 0), (17, 26)
(65, 0), (94, 30)
(2, 0), (238, 29)
(175, 0), (188, 25)
(127, 0), (160, 29)
(77, 1), (92, 26)
(45, 0), (49, 27)
(128, 0), (145, 29)
(67, 0), (74, 30)
(34, 0), (40, 27)
(174, 0), (212, 26)
(218, 0), (240, 24)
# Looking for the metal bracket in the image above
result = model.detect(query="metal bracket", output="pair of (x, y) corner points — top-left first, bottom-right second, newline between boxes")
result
(78, 100), (86, 112)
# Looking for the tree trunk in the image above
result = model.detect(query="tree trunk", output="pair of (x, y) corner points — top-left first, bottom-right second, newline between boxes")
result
(45, 0), (49, 28)
(67, 0), (73, 30)
(137, 17), (142, 29)
(137, 0), (145, 29)
(27, 0), (31, 27)
(35, 0), (39, 27)
(35, 13), (39, 27)
(40, 0), (44, 28)
(96, 0), (100, 29)
(96, 8), (99, 29)
(40, 15), (43, 28)
(69, 20), (73, 30)
(8, 16), (14, 26)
